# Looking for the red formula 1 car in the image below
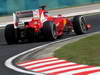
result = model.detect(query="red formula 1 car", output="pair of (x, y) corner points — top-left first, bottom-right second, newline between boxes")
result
(5, 6), (91, 44)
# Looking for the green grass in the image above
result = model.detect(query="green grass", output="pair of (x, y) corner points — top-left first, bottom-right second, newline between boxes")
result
(54, 33), (100, 66)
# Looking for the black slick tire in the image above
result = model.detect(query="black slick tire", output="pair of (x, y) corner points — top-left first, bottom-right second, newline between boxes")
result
(42, 21), (57, 40)
(5, 24), (18, 44)
(72, 15), (87, 35)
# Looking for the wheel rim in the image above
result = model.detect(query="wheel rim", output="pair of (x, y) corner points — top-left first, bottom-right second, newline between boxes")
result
(79, 16), (87, 33)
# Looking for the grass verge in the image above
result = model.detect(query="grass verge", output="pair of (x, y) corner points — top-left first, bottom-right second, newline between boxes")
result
(54, 33), (100, 66)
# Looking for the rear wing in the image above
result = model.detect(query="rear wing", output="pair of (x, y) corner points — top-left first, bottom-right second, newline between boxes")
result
(13, 10), (34, 28)
(16, 10), (33, 18)
(13, 9), (46, 28)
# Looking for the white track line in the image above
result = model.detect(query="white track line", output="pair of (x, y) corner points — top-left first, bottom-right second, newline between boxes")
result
(17, 57), (58, 66)
(4, 44), (49, 75)
(25, 60), (65, 69)
(89, 72), (100, 75)
(16, 57), (100, 75)
(42, 65), (87, 74)
(58, 67), (100, 75)
(4, 31), (100, 75)
(33, 62), (76, 71)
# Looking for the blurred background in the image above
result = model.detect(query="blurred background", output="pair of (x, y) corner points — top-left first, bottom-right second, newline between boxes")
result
(0, 0), (100, 15)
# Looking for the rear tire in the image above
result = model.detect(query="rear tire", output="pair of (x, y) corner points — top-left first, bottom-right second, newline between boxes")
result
(5, 24), (18, 44)
(42, 21), (57, 40)
(72, 15), (87, 35)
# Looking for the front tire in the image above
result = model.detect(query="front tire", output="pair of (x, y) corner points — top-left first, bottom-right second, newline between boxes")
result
(42, 21), (57, 40)
(72, 15), (87, 35)
(5, 24), (18, 44)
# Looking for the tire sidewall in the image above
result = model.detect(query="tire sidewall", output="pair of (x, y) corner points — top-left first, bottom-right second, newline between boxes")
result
(73, 15), (87, 35)
(50, 22), (57, 39)
(5, 24), (18, 44)
(79, 16), (87, 33)
(42, 21), (57, 40)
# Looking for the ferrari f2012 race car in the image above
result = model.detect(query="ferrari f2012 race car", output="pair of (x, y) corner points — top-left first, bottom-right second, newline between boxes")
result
(5, 6), (91, 44)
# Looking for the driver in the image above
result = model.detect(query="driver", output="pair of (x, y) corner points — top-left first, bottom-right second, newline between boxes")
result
(39, 5), (48, 16)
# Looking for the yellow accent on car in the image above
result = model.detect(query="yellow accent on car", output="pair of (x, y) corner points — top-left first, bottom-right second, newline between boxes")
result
(64, 18), (67, 25)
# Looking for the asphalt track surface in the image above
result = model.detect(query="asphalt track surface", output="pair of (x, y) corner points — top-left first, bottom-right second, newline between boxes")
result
(0, 14), (100, 75)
